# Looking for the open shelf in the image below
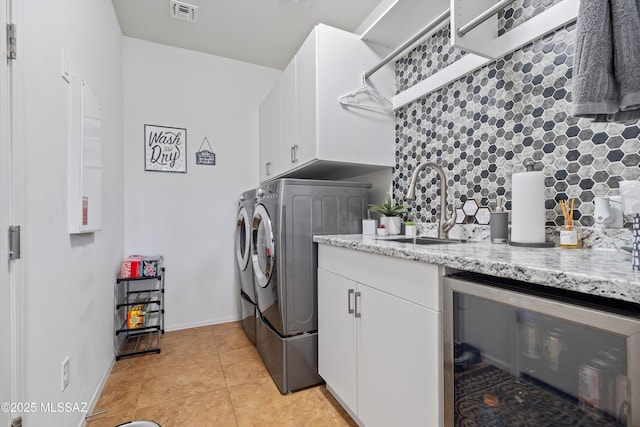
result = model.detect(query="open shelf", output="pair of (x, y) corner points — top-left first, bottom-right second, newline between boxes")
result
(114, 262), (164, 360)
(115, 330), (161, 361)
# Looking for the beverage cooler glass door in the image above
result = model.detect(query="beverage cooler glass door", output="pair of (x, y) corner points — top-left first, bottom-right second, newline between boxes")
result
(443, 274), (640, 427)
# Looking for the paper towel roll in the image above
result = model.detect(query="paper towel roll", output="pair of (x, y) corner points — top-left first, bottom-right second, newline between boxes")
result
(511, 170), (546, 244)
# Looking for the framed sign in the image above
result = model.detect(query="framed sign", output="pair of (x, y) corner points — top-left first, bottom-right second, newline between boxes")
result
(195, 137), (216, 166)
(144, 124), (187, 173)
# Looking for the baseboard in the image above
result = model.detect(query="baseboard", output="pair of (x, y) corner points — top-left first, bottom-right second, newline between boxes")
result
(164, 316), (241, 332)
(77, 359), (115, 427)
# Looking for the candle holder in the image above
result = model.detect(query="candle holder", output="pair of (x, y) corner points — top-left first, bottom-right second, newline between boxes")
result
(559, 225), (579, 249)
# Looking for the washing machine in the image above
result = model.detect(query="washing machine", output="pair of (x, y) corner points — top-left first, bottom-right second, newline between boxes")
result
(235, 188), (257, 345)
(251, 178), (369, 393)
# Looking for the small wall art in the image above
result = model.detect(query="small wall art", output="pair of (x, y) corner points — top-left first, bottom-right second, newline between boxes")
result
(195, 136), (216, 166)
(144, 124), (187, 173)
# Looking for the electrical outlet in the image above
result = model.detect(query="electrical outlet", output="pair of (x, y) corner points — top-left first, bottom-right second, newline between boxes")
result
(61, 356), (70, 391)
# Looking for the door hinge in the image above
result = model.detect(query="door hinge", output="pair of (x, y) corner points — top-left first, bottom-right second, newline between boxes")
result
(7, 23), (16, 60)
(9, 225), (20, 260)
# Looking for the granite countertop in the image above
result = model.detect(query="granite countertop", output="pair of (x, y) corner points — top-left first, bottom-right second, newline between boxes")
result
(313, 234), (640, 305)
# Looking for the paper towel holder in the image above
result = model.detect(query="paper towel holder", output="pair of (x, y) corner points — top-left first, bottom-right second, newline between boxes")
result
(508, 159), (554, 248)
(523, 158), (535, 171)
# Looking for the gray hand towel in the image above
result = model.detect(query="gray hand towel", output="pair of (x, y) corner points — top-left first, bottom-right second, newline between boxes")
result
(571, 0), (640, 123)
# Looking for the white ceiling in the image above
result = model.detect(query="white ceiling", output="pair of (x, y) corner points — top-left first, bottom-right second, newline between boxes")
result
(111, 0), (385, 70)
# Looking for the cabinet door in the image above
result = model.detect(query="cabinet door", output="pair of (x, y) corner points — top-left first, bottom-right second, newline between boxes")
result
(294, 26), (317, 167)
(280, 59), (298, 170)
(357, 283), (441, 427)
(318, 268), (357, 411)
(315, 24), (395, 167)
(259, 83), (281, 181)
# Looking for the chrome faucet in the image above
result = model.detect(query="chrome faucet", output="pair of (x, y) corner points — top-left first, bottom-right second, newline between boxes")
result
(405, 161), (455, 239)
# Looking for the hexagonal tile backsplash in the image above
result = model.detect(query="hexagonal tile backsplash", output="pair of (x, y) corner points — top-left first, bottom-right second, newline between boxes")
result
(393, 1), (640, 228)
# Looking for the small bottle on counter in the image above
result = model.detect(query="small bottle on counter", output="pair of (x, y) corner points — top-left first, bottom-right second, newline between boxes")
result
(490, 197), (509, 244)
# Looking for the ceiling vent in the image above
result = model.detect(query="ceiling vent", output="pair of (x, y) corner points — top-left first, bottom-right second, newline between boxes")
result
(286, 0), (313, 5)
(170, 0), (198, 23)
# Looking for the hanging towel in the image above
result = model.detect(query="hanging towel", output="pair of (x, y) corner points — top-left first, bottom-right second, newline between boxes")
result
(571, 0), (640, 123)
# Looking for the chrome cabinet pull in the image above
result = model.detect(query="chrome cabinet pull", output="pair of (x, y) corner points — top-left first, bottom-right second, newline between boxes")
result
(354, 291), (361, 318)
(348, 289), (354, 314)
(266, 161), (272, 176)
(291, 146), (295, 163)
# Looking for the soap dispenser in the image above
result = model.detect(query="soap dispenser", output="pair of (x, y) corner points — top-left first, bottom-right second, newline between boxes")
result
(490, 197), (508, 244)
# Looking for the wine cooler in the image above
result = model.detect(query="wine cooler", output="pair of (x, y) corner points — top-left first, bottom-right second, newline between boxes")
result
(443, 272), (640, 427)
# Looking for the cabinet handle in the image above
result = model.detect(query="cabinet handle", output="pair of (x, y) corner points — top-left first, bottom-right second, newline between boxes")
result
(348, 289), (354, 314)
(293, 144), (299, 163)
(354, 291), (361, 318)
(266, 161), (272, 176)
(291, 146), (296, 163)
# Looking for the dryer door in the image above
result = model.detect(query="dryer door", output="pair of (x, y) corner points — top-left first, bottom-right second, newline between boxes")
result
(251, 204), (275, 289)
(235, 207), (251, 271)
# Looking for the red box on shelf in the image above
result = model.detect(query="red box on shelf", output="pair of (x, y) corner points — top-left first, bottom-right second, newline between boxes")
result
(119, 256), (143, 279)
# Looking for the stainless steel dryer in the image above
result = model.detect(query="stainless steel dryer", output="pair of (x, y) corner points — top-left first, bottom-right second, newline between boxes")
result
(251, 178), (369, 393)
(235, 189), (257, 345)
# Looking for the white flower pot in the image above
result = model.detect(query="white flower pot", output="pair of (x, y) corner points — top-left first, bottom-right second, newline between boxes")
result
(381, 216), (402, 235)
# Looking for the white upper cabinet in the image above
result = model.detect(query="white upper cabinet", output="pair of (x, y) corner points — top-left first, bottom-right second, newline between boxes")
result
(259, 24), (395, 183)
(259, 81), (281, 180)
(280, 59), (298, 173)
(293, 27), (316, 169)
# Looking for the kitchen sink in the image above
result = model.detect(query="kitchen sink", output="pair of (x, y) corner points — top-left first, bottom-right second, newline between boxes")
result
(385, 236), (465, 245)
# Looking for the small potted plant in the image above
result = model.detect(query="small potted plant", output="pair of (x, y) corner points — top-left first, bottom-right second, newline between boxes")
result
(368, 193), (408, 235)
(404, 220), (417, 237)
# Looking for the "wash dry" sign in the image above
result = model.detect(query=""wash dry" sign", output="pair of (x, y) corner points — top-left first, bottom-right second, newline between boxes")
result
(144, 124), (187, 173)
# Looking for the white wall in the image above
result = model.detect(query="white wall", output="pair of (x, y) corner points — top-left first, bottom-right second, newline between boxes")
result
(347, 168), (394, 215)
(123, 38), (280, 330)
(22, 1), (123, 426)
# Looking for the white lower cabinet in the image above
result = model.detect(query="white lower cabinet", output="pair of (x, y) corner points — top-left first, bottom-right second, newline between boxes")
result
(318, 269), (358, 409)
(318, 245), (442, 427)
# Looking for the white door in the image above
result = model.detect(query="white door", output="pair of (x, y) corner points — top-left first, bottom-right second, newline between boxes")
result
(258, 83), (281, 181)
(279, 58), (297, 169)
(0, 0), (12, 424)
(357, 283), (440, 427)
(317, 268), (357, 411)
(294, 26), (317, 166)
(1, 0), (25, 424)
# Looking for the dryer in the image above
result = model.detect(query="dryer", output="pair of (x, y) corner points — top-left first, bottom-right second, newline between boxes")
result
(251, 178), (369, 393)
(235, 188), (257, 345)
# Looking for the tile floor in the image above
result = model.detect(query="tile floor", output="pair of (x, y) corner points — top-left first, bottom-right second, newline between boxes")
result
(87, 322), (357, 427)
